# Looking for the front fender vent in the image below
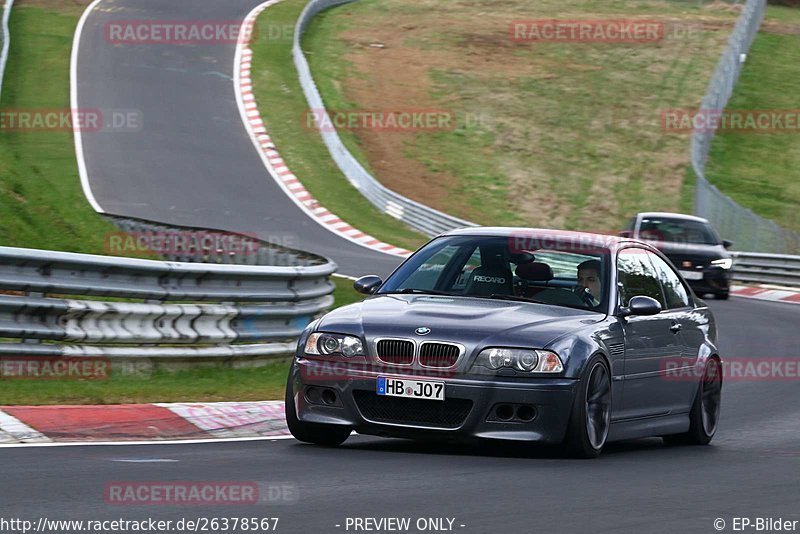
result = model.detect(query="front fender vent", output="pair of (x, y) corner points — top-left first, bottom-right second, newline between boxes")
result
(608, 343), (625, 357)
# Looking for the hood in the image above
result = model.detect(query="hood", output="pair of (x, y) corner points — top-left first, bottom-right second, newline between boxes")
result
(316, 294), (602, 349)
(644, 240), (729, 266)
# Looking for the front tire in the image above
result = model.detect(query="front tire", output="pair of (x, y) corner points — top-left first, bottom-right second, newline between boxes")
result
(285, 376), (350, 447)
(564, 355), (611, 458)
(663, 357), (722, 445)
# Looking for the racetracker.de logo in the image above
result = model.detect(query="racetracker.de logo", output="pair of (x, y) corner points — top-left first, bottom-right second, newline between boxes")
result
(0, 357), (110, 380)
(105, 20), (253, 45)
(510, 19), (664, 43)
(300, 361), (458, 381)
(661, 109), (800, 133)
(507, 230), (620, 256)
(663, 358), (800, 382)
(304, 108), (457, 133)
(104, 482), (298, 505)
(104, 231), (262, 257)
(0, 108), (142, 133)
(0, 109), (101, 132)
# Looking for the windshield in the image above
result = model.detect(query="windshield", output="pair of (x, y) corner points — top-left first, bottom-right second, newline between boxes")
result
(379, 235), (610, 311)
(639, 218), (720, 245)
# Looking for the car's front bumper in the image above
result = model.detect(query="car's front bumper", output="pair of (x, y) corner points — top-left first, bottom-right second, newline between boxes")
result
(290, 359), (579, 444)
(686, 268), (731, 295)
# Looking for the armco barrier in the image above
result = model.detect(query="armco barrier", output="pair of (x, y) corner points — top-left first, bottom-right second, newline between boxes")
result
(732, 252), (800, 288)
(0, 244), (336, 371)
(691, 0), (800, 254)
(293, 0), (476, 237)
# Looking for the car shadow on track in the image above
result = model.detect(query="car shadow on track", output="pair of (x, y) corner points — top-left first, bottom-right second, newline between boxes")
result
(289, 435), (713, 460)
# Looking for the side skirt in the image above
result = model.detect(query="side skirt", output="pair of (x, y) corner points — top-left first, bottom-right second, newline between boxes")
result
(608, 413), (689, 442)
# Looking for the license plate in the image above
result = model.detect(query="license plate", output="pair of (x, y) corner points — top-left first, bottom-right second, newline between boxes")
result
(680, 270), (703, 281)
(377, 377), (445, 401)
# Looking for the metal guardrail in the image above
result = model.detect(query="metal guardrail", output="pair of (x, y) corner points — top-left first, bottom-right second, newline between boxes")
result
(0, 0), (14, 101)
(732, 252), (800, 288)
(0, 243), (336, 367)
(293, 0), (476, 237)
(691, 0), (800, 254)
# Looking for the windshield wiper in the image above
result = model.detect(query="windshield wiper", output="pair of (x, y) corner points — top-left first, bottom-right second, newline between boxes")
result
(382, 288), (454, 296)
(489, 293), (602, 312)
(487, 294), (540, 303)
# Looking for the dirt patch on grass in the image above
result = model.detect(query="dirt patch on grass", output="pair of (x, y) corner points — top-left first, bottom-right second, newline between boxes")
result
(334, 30), (469, 215)
(337, 10), (582, 222)
(336, 12), (556, 219)
(761, 21), (800, 35)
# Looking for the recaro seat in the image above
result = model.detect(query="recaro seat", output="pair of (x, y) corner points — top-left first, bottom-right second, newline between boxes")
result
(515, 262), (554, 298)
(464, 253), (513, 296)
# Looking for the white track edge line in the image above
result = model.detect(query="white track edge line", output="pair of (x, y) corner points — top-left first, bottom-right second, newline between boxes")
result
(0, 0), (14, 101)
(731, 293), (800, 305)
(71, 0), (105, 213)
(0, 434), (297, 448)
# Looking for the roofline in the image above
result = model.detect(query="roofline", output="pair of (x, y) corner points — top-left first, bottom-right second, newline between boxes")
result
(440, 226), (626, 241)
(436, 226), (666, 252)
(636, 212), (709, 223)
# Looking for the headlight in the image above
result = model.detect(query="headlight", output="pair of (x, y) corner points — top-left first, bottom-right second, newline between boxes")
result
(711, 258), (732, 269)
(305, 333), (364, 358)
(473, 348), (563, 373)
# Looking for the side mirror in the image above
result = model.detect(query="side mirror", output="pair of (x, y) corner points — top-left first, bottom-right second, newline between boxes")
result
(618, 295), (662, 318)
(354, 275), (383, 295)
(722, 239), (733, 249)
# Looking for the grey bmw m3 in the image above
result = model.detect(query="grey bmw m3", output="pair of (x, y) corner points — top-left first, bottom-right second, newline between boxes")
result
(286, 228), (723, 458)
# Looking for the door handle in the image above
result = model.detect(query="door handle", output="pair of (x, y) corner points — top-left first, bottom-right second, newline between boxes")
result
(670, 323), (682, 333)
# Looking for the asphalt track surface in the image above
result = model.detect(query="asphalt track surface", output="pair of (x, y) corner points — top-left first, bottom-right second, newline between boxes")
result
(74, 0), (403, 277)
(3, 297), (800, 533)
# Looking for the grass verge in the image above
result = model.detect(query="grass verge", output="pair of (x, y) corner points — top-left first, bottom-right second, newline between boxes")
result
(332, 274), (364, 308)
(0, 358), (292, 405)
(0, 4), (118, 253)
(703, 5), (800, 233)
(249, 0), (427, 252)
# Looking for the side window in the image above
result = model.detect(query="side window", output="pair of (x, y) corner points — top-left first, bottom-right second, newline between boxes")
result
(647, 253), (691, 309)
(616, 248), (666, 308)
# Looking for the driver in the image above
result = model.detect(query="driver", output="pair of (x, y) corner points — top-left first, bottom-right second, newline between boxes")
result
(576, 259), (602, 307)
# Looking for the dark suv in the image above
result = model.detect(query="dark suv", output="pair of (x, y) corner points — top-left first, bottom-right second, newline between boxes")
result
(620, 212), (733, 299)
